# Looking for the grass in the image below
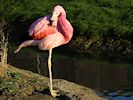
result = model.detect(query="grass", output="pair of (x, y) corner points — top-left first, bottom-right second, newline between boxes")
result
(1, 0), (132, 40)
(0, 21), (8, 77)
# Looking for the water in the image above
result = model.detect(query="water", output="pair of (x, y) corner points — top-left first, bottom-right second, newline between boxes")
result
(8, 48), (133, 100)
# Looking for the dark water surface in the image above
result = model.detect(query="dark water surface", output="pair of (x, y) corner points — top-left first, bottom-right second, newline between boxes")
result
(9, 48), (133, 100)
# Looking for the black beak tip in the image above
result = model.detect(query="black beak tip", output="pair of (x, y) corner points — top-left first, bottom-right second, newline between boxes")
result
(49, 20), (54, 26)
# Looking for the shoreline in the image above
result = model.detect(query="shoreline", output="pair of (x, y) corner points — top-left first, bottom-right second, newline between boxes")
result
(0, 64), (107, 100)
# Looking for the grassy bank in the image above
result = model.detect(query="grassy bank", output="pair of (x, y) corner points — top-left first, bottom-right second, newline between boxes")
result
(0, 0), (133, 40)
(0, 0), (133, 62)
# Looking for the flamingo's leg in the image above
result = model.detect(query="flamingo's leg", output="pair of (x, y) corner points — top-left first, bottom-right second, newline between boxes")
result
(48, 49), (59, 97)
(14, 40), (40, 53)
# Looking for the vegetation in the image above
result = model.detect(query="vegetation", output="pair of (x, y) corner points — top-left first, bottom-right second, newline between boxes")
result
(0, 0), (133, 56)
(0, 21), (8, 77)
(0, 0), (132, 37)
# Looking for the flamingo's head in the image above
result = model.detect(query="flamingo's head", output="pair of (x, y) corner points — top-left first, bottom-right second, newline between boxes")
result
(50, 5), (66, 25)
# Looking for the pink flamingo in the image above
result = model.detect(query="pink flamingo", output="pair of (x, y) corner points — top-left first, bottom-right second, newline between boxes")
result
(14, 5), (73, 97)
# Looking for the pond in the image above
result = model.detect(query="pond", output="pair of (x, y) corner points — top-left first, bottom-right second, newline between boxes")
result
(8, 47), (133, 100)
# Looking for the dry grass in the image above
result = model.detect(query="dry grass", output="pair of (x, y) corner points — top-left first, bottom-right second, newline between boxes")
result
(0, 21), (8, 77)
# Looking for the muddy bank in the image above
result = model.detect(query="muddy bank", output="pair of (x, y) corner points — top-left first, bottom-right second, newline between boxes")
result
(69, 36), (133, 61)
(0, 64), (106, 100)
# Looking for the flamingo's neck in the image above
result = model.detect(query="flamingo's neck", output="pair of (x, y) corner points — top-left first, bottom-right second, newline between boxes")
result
(54, 5), (73, 44)
(58, 15), (73, 44)
(54, 5), (66, 18)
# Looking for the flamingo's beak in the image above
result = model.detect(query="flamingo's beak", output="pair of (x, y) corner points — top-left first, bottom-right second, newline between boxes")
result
(51, 11), (58, 20)
(50, 11), (58, 26)
(49, 19), (53, 26)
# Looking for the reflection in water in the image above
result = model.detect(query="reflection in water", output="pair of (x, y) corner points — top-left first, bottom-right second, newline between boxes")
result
(9, 50), (133, 99)
(74, 59), (129, 90)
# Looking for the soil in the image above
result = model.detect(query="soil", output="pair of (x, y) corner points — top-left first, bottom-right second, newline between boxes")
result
(0, 64), (107, 100)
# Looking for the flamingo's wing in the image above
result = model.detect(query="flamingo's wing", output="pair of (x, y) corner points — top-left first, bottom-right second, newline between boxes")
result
(28, 16), (50, 36)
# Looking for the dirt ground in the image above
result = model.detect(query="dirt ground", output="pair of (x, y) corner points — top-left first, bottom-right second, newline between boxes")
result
(0, 64), (107, 100)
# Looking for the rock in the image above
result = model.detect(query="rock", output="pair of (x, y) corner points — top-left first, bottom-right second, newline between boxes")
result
(3, 65), (107, 100)
(53, 79), (106, 100)
(22, 94), (56, 100)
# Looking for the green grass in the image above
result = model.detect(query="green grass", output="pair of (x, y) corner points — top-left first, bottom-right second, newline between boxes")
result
(0, 0), (132, 40)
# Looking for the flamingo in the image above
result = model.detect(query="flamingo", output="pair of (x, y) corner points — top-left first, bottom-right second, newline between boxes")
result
(14, 5), (73, 97)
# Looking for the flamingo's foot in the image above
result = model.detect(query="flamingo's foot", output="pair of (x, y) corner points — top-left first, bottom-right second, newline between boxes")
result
(51, 89), (60, 97)
(14, 49), (19, 54)
(14, 48), (21, 54)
